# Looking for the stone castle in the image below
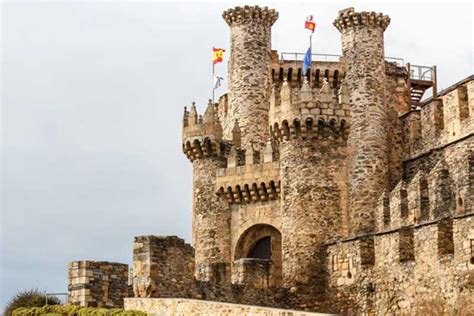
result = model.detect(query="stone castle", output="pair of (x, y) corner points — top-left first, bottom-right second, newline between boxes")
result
(67, 6), (474, 315)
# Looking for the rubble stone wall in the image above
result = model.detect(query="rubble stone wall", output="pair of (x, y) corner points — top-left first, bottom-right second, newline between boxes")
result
(132, 236), (195, 298)
(280, 140), (346, 290)
(335, 8), (391, 235)
(231, 258), (271, 289)
(124, 298), (329, 316)
(402, 135), (473, 219)
(402, 79), (473, 160)
(192, 157), (231, 281)
(326, 214), (474, 315)
(68, 261), (129, 308)
(223, 6), (278, 148)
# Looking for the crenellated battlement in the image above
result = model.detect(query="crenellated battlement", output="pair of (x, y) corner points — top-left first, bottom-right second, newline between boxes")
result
(326, 212), (473, 306)
(375, 142), (473, 232)
(217, 179), (281, 205)
(271, 59), (345, 89)
(215, 157), (280, 205)
(401, 76), (473, 160)
(269, 78), (350, 144)
(182, 100), (223, 162)
(222, 5), (278, 26)
(333, 7), (391, 32)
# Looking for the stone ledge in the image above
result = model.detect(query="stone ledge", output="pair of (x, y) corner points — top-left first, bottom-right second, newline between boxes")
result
(124, 298), (332, 316)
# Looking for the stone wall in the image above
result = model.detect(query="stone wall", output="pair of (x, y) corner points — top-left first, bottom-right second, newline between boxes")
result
(401, 78), (473, 161)
(68, 260), (129, 308)
(132, 236), (195, 298)
(231, 258), (271, 289)
(280, 139), (346, 290)
(326, 214), (474, 315)
(124, 298), (330, 316)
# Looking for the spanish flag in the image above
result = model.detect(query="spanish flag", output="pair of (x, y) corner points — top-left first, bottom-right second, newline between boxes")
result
(213, 47), (225, 64)
(305, 15), (316, 33)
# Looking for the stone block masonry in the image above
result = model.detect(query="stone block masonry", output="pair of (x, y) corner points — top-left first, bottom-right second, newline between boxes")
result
(124, 298), (331, 316)
(132, 236), (195, 298)
(68, 261), (129, 308)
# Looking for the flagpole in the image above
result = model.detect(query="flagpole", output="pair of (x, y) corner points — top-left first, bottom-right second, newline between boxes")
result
(212, 62), (215, 104)
(309, 33), (312, 81)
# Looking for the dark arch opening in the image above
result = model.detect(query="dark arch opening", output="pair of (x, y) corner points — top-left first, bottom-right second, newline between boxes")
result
(248, 236), (271, 260)
(234, 224), (283, 286)
(288, 68), (293, 82)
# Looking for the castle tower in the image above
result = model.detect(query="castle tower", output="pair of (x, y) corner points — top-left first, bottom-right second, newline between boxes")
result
(334, 8), (391, 234)
(271, 79), (350, 291)
(222, 6), (278, 149)
(182, 101), (231, 282)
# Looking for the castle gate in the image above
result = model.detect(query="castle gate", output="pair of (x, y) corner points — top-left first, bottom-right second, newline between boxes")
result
(233, 224), (282, 286)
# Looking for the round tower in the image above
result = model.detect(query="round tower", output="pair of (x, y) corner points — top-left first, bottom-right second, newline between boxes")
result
(333, 8), (391, 235)
(271, 79), (350, 291)
(182, 101), (231, 282)
(222, 6), (278, 149)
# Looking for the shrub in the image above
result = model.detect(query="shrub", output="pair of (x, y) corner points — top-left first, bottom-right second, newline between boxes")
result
(5, 289), (61, 316)
(12, 305), (147, 316)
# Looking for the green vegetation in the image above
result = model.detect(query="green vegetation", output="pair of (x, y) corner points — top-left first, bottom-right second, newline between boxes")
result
(5, 289), (61, 316)
(12, 305), (147, 316)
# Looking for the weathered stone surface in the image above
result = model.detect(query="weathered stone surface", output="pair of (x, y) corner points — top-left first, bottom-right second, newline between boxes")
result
(68, 261), (129, 308)
(132, 236), (195, 298)
(335, 7), (391, 235)
(124, 298), (330, 315)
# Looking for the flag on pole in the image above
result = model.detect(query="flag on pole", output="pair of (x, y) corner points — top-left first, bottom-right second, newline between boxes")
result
(302, 47), (311, 75)
(213, 75), (224, 90)
(304, 15), (316, 33)
(213, 47), (225, 64)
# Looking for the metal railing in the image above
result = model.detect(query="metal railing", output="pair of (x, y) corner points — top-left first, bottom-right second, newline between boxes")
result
(46, 292), (68, 305)
(408, 64), (435, 81)
(385, 57), (405, 67)
(280, 52), (405, 66)
(280, 52), (341, 62)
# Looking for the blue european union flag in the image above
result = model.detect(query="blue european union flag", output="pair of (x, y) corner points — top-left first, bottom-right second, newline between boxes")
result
(302, 47), (312, 75)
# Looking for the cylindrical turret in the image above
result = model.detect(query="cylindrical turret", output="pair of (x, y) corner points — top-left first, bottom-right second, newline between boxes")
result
(334, 8), (391, 235)
(272, 80), (349, 292)
(222, 6), (278, 149)
(192, 157), (231, 282)
(182, 101), (231, 282)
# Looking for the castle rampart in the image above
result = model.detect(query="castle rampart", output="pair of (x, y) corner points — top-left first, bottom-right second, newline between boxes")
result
(326, 213), (474, 314)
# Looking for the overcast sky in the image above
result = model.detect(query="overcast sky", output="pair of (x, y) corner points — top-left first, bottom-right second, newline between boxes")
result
(1, 0), (472, 311)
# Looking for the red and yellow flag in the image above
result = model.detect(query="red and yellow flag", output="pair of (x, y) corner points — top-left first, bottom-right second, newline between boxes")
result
(213, 47), (225, 64)
(305, 15), (316, 33)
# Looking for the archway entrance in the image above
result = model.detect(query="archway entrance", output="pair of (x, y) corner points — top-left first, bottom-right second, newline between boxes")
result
(234, 224), (282, 286)
(248, 236), (271, 259)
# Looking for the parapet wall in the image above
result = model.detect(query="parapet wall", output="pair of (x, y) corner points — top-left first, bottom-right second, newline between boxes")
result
(132, 236), (195, 298)
(130, 234), (330, 312)
(374, 133), (473, 231)
(124, 298), (329, 316)
(401, 77), (473, 160)
(326, 214), (474, 314)
(68, 261), (129, 308)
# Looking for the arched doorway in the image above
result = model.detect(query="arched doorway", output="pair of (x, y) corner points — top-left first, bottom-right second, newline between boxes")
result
(234, 224), (282, 286)
(248, 236), (271, 259)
